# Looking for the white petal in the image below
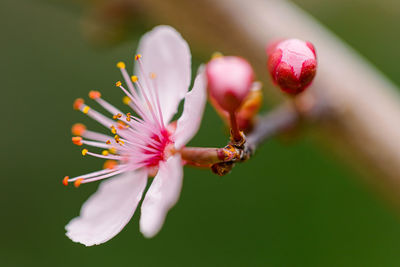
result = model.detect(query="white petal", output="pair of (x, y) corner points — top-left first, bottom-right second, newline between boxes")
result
(174, 67), (207, 149)
(140, 155), (183, 238)
(135, 25), (191, 124)
(65, 169), (147, 246)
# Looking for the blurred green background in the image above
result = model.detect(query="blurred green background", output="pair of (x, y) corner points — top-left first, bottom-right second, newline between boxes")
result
(1, 0), (400, 266)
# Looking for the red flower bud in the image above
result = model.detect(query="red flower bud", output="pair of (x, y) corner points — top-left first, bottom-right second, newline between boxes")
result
(267, 39), (317, 95)
(206, 56), (254, 113)
(209, 82), (263, 133)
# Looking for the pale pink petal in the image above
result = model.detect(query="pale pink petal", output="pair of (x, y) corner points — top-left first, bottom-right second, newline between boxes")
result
(277, 39), (315, 78)
(174, 68), (207, 149)
(65, 169), (147, 246)
(140, 155), (183, 238)
(135, 25), (191, 124)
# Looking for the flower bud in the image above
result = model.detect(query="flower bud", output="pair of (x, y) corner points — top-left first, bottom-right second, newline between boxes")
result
(267, 39), (317, 95)
(206, 56), (254, 113)
(210, 82), (263, 133)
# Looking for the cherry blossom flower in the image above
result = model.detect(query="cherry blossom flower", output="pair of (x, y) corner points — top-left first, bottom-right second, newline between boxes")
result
(64, 25), (207, 246)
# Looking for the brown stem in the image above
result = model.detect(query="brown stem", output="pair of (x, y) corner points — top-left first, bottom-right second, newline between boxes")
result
(180, 147), (225, 165)
(246, 102), (300, 151)
(229, 111), (243, 143)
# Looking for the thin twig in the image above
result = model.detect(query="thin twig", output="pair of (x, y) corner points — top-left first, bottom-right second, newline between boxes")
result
(247, 103), (299, 152)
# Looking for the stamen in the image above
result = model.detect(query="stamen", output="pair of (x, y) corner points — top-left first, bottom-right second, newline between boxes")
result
(118, 62), (136, 96)
(135, 59), (164, 127)
(89, 90), (101, 99)
(116, 61), (126, 69)
(66, 167), (122, 182)
(81, 139), (113, 149)
(95, 97), (126, 119)
(79, 168), (128, 184)
(116, 83), (151, 123)
(131, 75), (138, 83)
(74, 178), (84, 188)
(86, 151), (121, 160)
(122, 96), (131, 105)
(71, 123), (86, 136)
(104, 160), (118, 170)
(83, 130), (114, 143)
(114, 135), (124, 145)
(135, 79), (162, 127)
(67, 52), (176, 183)
(78, 105), (116, 131)
(73, 98), (84, 110)
(118, 136), (160, 153)
(113, 114), (122, 120)
(126, 120), (164, 144)
(150, 74), (165, 126)
(117, 121), (129, 129)
(115, 87), (163, 142)
(111, 126), (117, 135)
(72, 137), (83, 146)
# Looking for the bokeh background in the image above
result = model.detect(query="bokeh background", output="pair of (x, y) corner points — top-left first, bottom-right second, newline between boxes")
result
(1, 0), (400, 266)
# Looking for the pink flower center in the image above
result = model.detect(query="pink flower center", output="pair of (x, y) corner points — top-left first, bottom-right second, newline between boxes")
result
(142, 128), (172, 167)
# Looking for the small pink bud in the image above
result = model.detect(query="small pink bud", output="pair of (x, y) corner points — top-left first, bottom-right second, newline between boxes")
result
(267, 39), (317, 95)
(206, 56), (254, 113)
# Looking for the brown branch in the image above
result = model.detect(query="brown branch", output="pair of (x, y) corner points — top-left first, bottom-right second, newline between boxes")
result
(246, 102), (299, 151)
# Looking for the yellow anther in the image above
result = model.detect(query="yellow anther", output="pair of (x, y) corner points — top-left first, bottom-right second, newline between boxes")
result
(135, 54), (142, 61)
(111, 126), (117, 135)
(102, 150), (109, 156)
(106, 140), (111, 145)
(211, 52), (223, 59)
(114, 135), (124, 145)
(113, 113), (122, 120)
(109, 147), (117, 154)
(116, 61), (126, 69)
(126, 112), (131, 122)
(115, 81), (122, 87)
(123, 96), (131, 105)
(150, 72), (157, 79)
(82, 149), (88, 156)
(131, 75), (138, 83)
(117, 121), (128, 129)
(82, 106), (90, 114)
